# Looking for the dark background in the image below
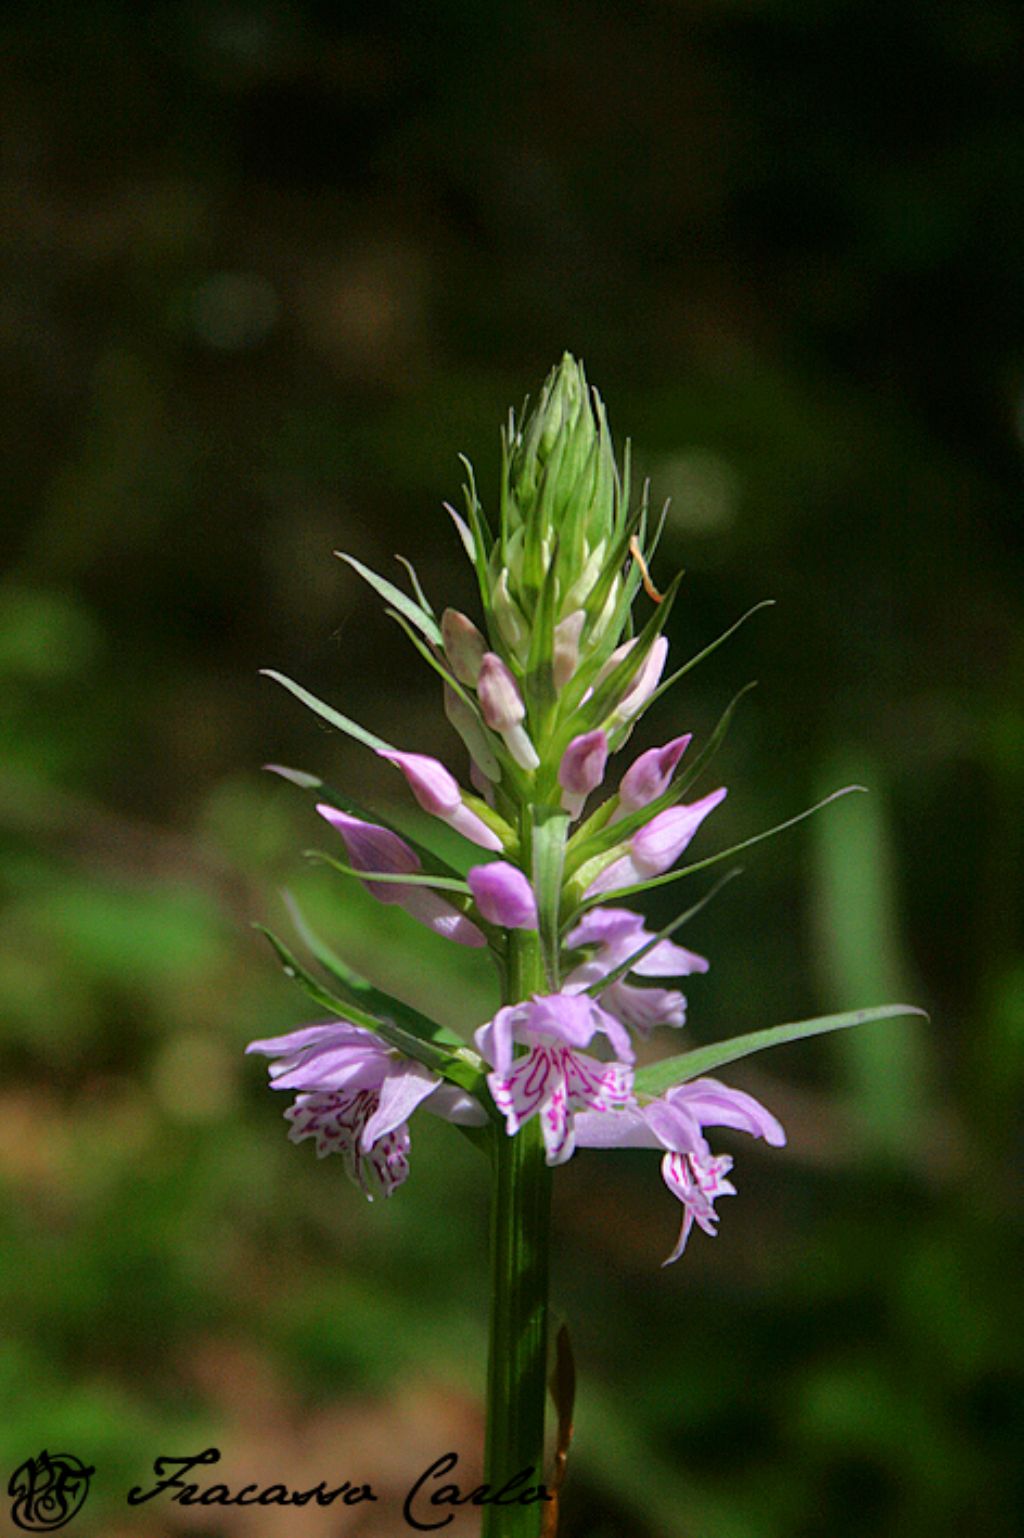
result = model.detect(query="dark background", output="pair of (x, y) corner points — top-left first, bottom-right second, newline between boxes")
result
(2, 3), (1022, 1535)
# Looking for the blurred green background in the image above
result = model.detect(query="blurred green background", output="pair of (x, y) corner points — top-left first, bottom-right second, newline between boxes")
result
(2, 3), (1022, 1535)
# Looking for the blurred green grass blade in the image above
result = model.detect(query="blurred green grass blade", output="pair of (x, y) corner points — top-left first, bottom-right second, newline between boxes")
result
(812, 756), (932, 1156)
(281, 890), (468, 1051)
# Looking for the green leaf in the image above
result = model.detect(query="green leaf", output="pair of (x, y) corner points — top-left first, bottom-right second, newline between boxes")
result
(386, 608), (473, 708)
(638, 599), (776, 718)
(524, 534), (561, 721)
(532, 807), (570, 987)
(395, 554), (436, 618)
(335, 551), (442, 645)
(635, 1003), (929, 1094)
(445, 501), (477, 561)
(562, 569), (683, 744)
(256, 924), (488, 1094)
(458, 455), (495, 613)
(304, 849), (472, 895)
(280, 891), (467, 1051)
(261, 671), (394, 753)
(576, 500), (646, 642)
(264, 763), (466, 882)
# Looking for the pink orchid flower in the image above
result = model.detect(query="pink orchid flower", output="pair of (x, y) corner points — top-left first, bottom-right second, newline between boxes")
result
(576, 1078), (785, 1262)
(475, 992), (635, 1166)
(246, 1020), (485, 1199)
(316, 805), (486, 947)
(564, 905), (709, 1033)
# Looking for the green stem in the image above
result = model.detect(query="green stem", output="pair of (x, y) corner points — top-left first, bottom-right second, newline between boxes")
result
(482, 925), (554, 1536)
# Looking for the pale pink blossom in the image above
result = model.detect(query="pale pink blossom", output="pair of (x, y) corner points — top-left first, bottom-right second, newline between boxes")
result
(441, 609), (487, 685)
(477, 652), (539, 771)
(558, 729), (609, 818)
(565, 906), (708, 1034)
(575, 1078), (785, 1262)
(612, 734), (692, 820)
(246, 1020), (486, 1199)
(316, 805), (486, 948)
(583, 787), (727, 898)
(467, 861), (538, 929)
(377, 749), (502, 850)
(594, 636), (669, 727)
(475, 993), (635, 1165)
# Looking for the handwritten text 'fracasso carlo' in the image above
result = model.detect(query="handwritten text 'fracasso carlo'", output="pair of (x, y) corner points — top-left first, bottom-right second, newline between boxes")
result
(127, 1448), (553, 1531)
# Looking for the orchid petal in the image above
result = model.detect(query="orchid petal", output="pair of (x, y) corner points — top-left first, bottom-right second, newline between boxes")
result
(614, 734), (692, 818)
(362, 1059), (440, 1148)
(631, 788), (728, 876)
(665, 1078), (787, 1146)
(468, 862), (539, 929)
(378, 749), (502, 850)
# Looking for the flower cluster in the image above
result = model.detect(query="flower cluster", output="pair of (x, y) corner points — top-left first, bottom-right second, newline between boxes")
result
(251, 355), (789, 1265)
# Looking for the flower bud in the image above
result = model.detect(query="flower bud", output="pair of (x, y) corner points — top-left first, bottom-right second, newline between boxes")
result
(467, 862), (538, 929)
(614, 735), (692, 820)
(491, 571), (529, 658)
(558, 729), (609, 818)
(477, 653), (526, 731)
(602, 636), (669, 729)
(630, 789), (727, 877)
(583, 787), (727, 899)
(553, 609), (586, 689)
(477, 652), (540, 772)
(444, 685), (502, 782)
(441, 608), (487, 686)
(378, 749), (503, 850)
(499, 354), (620, 628)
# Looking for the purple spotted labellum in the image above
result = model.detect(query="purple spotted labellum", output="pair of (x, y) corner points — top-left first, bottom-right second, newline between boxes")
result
(575, 1078), (785, 1263)
(246, 1020), (486, 1199)
(475, 992), (635, 1165)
